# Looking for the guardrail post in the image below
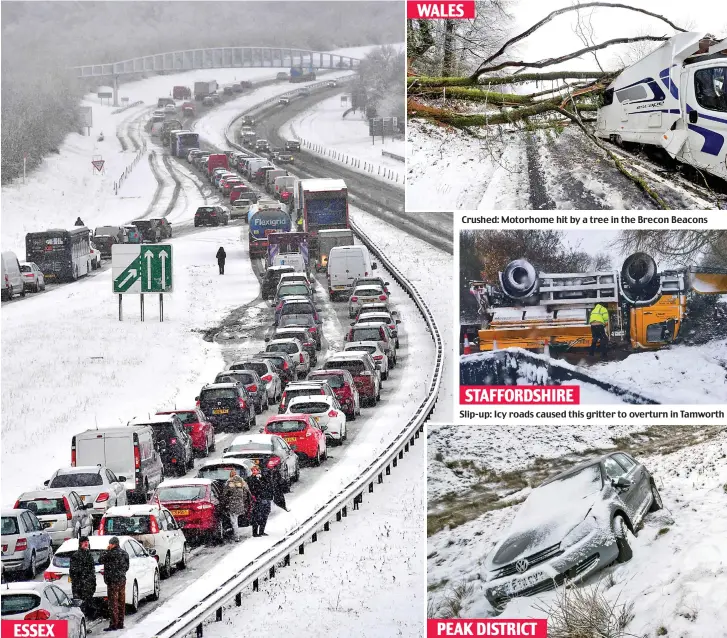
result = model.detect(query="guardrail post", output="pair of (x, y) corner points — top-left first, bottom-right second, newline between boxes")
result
(299, 544), (305, 554)
(324, 521), (330, 531)
(399, 449), (404, 459)
(404, 442), (409, 452)
(235, 592), (242, 606)
(269, 566), (275, 579)
(386, 464), (391, 476)
(196, 624), (203, 637)
(284, 554), (290, 567)
(253, 578), (259, 592)
(393, 456), (398, 468)
(369, 482), (374, 493)
(336, 510), (341, 522)
(342, 506), (348, 518)
(354, 493), (362, 510)
(312, 532), (318, 542)
(215, 608), (222, 622)
(378, 473), (383, 484)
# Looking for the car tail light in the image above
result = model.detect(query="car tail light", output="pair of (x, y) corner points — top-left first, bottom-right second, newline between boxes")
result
(379, 295), (387, 301)
(238, 398), (248, 409)
(373, 355), (384, 360)
(299, 353), (304, 364)
(63, 496), (72, 520)
(13, 500), (20, 509)
(266, 456), (281, 469)
(248, 384), (258, 393)
(44, 571), (62, 581)
(389, 324), (395, 330)
(149, 515), (160, 534)
(328, 410), (337, 417)
(282, 361), (289, 369)
(194, 503), (214, 510)
(350, 296), (358, 302)
(211, 212), (217, 216)
(261, 374), (272, 382)
(134, 443), (141, 469)
(98, 519), (106, 534)
(96, 492), (110, 503)
(24, 610), (51, 621)
(15, 538), (28, 552)
(309, 326), (317, 333)
(170, 437), (177, 445)
(71, 447), (76, 467)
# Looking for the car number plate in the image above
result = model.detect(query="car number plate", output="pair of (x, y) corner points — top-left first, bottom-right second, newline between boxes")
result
(80, 495), (86, 502)
(284, 437), (296, 444)
(171, 510), (189, 517)
(67, 575), (72, 583)
(213, 408), (229, 415)
(506, 570), (546, 595)
(333, 286), (346, 290)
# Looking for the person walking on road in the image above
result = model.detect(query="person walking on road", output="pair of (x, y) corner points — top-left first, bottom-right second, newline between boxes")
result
(588, 303), (610, 359)
(249, 466), (289, 537)
(99, 537), (129, 632)
(69, 536), (96, 618)
(74, 217), (85, 227)
(216, 246), (227, 275)
(223, 468), (252, 541)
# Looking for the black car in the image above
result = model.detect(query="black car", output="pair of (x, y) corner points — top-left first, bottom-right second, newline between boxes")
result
(197, 382), (255, 432)
(284, 140), (301, 152)
(277, 153), (295, 164)
(278, 313), (321, 350)
(147, 414), (194, 476)
(131, 219), (162, 243)
(262, 265), (296, 299)
(254, 140), (270, 152)
(254, 351), (295, 387)
(241, 115), (255, 126)
(194, 206), (229, 227)
(214, 369), (268, 414)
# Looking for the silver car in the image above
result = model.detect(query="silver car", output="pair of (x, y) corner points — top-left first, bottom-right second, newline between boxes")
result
(1, 582), (86, 637)
(15, 489), (94, 548)
(266, 338), (310, 378)
(1, 508), (53, 578)
(347, 284), (388, 318)
(483, 452), (662, 608)
(44, 465), (128, 527)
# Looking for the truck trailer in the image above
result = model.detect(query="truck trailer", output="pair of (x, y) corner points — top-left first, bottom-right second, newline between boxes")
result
(248, 205), (291, 259)
(294, 178), (349, 254)
(596, 32), (727, 182)
(290, 67), (316, 83)
(194, 80), (218, 101)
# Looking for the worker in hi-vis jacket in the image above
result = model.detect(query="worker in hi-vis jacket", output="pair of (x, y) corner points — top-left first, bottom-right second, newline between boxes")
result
(588, 303), (610, 359)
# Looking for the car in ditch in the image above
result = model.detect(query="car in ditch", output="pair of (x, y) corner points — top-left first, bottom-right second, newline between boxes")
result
(483, 451), (663, 609)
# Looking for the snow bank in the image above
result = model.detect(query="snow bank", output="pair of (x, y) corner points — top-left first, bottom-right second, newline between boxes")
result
(279, 93), (405, 187)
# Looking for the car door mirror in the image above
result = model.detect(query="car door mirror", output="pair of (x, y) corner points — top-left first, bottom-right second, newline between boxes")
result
(84, 503), (94, 510)
(689, 110), (698, 124)
(195, 396), (200, 402)
(117, 476), (126, 483)
(385, 282), (390, 286)
(43, 480), (50, 487)
(223, 447), (229, 453)
(259, 428), (264, 433)
(396, 319), (401, 324)
(147, 548), (157, 557)
(613, 476), (631, 489)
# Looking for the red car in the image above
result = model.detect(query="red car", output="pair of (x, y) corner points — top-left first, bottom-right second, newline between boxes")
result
(229, 184), (253, 204)
(307, 369), (361, 420)
(151, 478), (230, 540)
(263, 414), (326, 462)
(322, 353), (380, 407)
(156, 409), (215, 457)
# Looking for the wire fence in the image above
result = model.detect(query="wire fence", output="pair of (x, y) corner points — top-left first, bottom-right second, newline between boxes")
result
(111, 100), (144, 115)
(114, 138), (147, 195)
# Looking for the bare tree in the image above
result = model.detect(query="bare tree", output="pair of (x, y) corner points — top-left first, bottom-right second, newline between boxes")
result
(615, 230), (727, 267)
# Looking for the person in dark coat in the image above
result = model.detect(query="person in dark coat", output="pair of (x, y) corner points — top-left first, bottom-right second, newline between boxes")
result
(98, 537), (129, 632)
(74, 217), (85, 227)
(248, 466), (289, 537)
(216, 247), (226, 275)
(69, 536), (96, 618)
(223, 468), (252, 541)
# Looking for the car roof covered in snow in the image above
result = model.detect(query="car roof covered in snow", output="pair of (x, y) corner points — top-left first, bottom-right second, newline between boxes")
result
(344, 341), (383, 350)
(286, 395), (335, 407)
(104, 504), (166, 517)
(17, 488), (78, 499)
(53, 466), (105, 475)
(56, 535), (135, 553)
(202, 382), (239, 390)
(227, 434), (277, 448)
(327, 351), (372, 361)
(128, 414), (178, 426)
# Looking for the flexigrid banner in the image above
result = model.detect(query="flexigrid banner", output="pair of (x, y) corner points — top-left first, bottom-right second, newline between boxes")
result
(428, 619), (548, 637)
(407, 1), (476, 19)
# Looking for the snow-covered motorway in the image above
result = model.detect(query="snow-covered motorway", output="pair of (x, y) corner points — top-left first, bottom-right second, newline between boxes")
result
(2, 52), (441, 637)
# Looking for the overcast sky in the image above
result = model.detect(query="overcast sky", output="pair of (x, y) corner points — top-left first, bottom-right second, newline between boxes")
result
(507, 0), (725, 72)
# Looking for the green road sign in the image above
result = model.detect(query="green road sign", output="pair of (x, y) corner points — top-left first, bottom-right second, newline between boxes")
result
(112, 244), (173, 294)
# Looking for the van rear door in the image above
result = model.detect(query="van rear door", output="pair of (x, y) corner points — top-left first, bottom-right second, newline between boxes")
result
(76, 435), (106, 467)
(104, 435), (135, 487)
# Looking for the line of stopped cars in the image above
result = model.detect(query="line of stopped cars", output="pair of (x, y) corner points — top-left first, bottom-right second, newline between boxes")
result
(1, 258), (403, 629)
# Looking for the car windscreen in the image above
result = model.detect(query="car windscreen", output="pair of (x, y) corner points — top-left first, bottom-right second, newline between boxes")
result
(133, 221), (151, 229)
(1, 516), (19, 535)
(326, 360), (365, 375)
(198, 466), (240, 481)
(266, 419), (307, 433)
(169, 412), (198, 425)
(275, 331), (307, 342)
(281, 303), (314, 316)
(102, 515), (151, 535)
(278, 285), (309, 297)
(49, 472), (103, 488)
(358, 315), (390, 324)
(216, 373), (254, 385)
(196, 207), (216, 214)
(19, 265), (31, 273)
(201, 389), (237, 401)
(227, 442), (273, 454)
(1, 594), (41, 616)
(267, 343), (298, 355)
(16, 498), (65, 516)
(150, 424), (177, 441)
(352, 328), (382, 342)
(310, 374), (344, 389)
(347, 345), (377, 355)
(156, 486), (207, 502)
(53, 550), (105, 568)
(261, 355), (286, 368)
(289, 402), (330, 415)
(353, 287), (383, 296)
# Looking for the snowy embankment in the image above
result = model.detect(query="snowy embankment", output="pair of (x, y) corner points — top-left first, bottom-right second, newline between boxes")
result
(0, 68), (281, 256)
(428, 425), (727, 638)
(279, 93), (405, 187)
(201, 442), (425, 638)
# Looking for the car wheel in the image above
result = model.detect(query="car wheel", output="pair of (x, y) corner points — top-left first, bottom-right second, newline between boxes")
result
(150, 570), (160, 601)
(160, 552), (172, 579)
(383, 370), (389, 381)
(177, 543), (188, 570)
(34, 282), (40, 293)
(25, 551), (37, 579)
(314, 447), (321, 467)
(613, 515), (633, 563)
(209, 435), (216, 453)
(41, 282), (46, 291)
(43, 543), (54, 568)
(322, 445), (328, 462)
(282, 471), (291, 494)
(342, 424), (347, 442)
(213, 518), (225, 543)
(348, 410), (356, 422)
(255, 401), (262, 415)
(20, 285), (26, 298)
(127, 581), (140, 613)
(202, 440), (210, 458)
(649, 480), (663, 512)
(294, 459), (300, 482)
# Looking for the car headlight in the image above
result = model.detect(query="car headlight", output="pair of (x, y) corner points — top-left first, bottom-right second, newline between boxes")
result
(561, 517), (595, 549)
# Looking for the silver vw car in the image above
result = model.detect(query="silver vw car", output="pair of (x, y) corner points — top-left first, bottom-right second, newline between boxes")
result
(484, 451), (662, 608)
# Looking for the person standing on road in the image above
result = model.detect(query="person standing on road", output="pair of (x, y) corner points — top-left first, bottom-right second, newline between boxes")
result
(216, 246), (227, 275)
(69, 536), (96, 618)
(249, 466), (288, 537)
(223, 468), (252, 541)
(99, 537), (129, 632)
(588, 303), (610, 360)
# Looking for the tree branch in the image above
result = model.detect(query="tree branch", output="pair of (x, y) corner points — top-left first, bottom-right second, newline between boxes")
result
(410, 70), (615, 89)
(474, 1), (687, 76)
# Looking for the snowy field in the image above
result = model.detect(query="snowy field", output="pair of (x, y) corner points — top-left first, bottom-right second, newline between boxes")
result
(428, 425), (727, 638)
(279, 93), (405, 187)
(203, 442), (425, 638)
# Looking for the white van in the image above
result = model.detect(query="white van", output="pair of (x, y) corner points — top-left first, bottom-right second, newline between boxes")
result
(327, 245), (377, 300)
(1, 251), (25, 301)
(71, 426), (164, 504)
(274, 176), (296, 199)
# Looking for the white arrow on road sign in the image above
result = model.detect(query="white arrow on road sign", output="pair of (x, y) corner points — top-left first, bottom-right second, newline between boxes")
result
(160, 250), (168, 291)
(118, 268), (138, 289)
(144, 250), (154, 289)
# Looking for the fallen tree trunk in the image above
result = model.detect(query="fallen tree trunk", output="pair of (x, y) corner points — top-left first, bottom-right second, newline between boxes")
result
(409, 71), (615, 89)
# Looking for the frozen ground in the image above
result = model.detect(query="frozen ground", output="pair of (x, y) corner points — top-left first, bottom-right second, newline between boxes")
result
(407, 119), (716, 211)
(203, 440), (425, 638)
(279, 93), (405, 187)
(428, 425), (727, 638)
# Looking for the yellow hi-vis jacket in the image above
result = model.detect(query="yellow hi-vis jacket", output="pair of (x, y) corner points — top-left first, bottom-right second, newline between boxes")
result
(589, 304), (609, 325)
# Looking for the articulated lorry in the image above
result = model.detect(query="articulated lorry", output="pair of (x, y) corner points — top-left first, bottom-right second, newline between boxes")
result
(596, 32), (727, 182)
(294, 178), (349, 254)
(290, 66), (316, 83)
(248, 204), (291, 259)
(472, 253), (727, 353)
(194, 80), (218, 101)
